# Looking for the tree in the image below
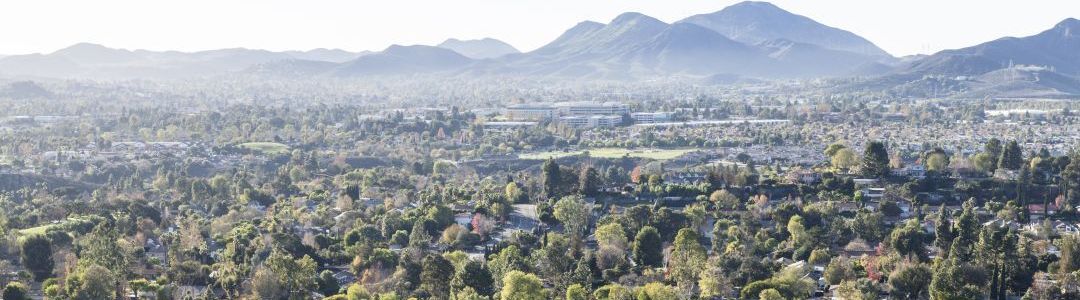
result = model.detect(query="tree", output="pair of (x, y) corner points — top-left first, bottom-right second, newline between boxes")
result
(668, 228), (707, 289)
(824, 256), (854, 285)
(831, 148), (858, 171)
(595, 222), (628, 250)
(578, 166), (600, 196)
(787, 215), (808, 248)
(129, 279), (154, 299)
(317, 270), (341, 297)
(593, 284), (631, 300)
(632, 226), (663, 268)
(531, 233), (575, 294)
(836, 278), (880, 300)
(861, 141), (890, 178)
(543, 159), (561, 200)
(500, 271), (547, 300)
(344, 283), (371, 300)
(635, 282), (679, 300)
(453, 260), (494, 296)
(420, 254), (454, 299)
(67, 264), (115, 300)
(79, 226), (129, 273)
(949, 199), (979, 261)
(252, 267), (285, 300)
(2, 282), (29, 300)
(888, 219), (927, 260)
(489, 245), (527, 292)
(759, 288), (784, 300)
(19, 234), (54, 281)
(824, 143), (847, 158)
(933, 205), (954, 253)
(565, 284), (587, 300)
(709, 189), (740, 210)
(505, 181), (525, 203)
(451, 287), (485, 300)
(985, 138), (1003, 165)
(1064, 152), (1080, 203)
(699, 262), (732, 299)
(553, 195), (589, 239)
(264, 249), (317, 298)
(1059, 234), (1080, 274)
(928, 257), (987, 300)
(409, 221), (432, 249)
(972, 152), (995, 174)
(851, 209), (886, 243)
(888, 262), (931, 299)
(997, 140), (1023, 171)
(926, 152), (949, 172)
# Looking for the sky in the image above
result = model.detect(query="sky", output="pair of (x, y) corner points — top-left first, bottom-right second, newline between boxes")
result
(0, 0), (1077, 57)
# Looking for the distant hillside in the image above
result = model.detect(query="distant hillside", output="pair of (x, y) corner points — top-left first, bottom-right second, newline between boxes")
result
(0, 81), (53, 99)
(962, 66), (1080, 98)
(334, 45), (475, 76)
(901, 18), (1080, 77)
(284, 49), (368, 63)
(679, 1), (892, 59)
(437, 38), (520, 59)
(0, 44), (366, 79)
(476, 11), (884, 79)
(0, 2), (1075, 92)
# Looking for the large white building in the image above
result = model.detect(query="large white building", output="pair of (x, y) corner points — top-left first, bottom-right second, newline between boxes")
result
(559, 115), (623, 128)
(553, 101), (629, 116)
(504, 104), (556, 121)
(504, 101), (629, 127)
(631, 112), (673, 124)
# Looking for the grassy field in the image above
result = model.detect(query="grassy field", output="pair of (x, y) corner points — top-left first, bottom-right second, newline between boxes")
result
(17, 216), (92, 236)
(18, 225), (52, 236)
(240, 142), (289, 154)
(519, 148), (696, 160)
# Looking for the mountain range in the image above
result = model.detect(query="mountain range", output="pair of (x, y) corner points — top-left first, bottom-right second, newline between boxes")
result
(436, 38), (520, 59)
(679, 1), (892, 59)
(0, 43), (369, 79)
(0, 1), (1077, 97)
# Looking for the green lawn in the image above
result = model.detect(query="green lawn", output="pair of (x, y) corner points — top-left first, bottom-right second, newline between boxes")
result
(17, 216), (92, 236)
(519, 148), (696, 160)
(240, 142), (289, 154)
(18, 225), (52, 236)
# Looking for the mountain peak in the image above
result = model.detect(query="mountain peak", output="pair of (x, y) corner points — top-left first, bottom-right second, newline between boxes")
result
(53, 43), (115, 54)
(610, 12), (665, 27)
(384, 44), (433, 54)
(1054, 18), (1080, 34)
(727, 1), (783, 11)
(678, 1), (891, 58)
(437, 38), (520, 59)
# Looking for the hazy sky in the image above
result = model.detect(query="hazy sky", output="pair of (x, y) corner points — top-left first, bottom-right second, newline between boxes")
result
(1, 0), (1076, 56)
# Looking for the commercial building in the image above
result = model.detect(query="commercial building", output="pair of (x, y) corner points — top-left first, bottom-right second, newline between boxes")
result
(504, 104), (556, 121)
(554, 101), (629, 116)
(631, 112), (673, 124)
(559, 115), (622, 128)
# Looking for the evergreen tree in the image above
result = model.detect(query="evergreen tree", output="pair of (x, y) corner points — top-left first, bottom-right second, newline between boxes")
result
(420, 254), (454, 299)
(632, 226), (663, 268)
(997, 140), (1023, 171)
(2, 282), (29, 300)
(453, 259), (494, 296)
(543, 159), (561, 200)
(578, 166), (600, 196)
(948, 199), (979, 261)
(19, 234), (54, 281)
(933, 206), (954, 254)
(861, 141), (891, 178)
